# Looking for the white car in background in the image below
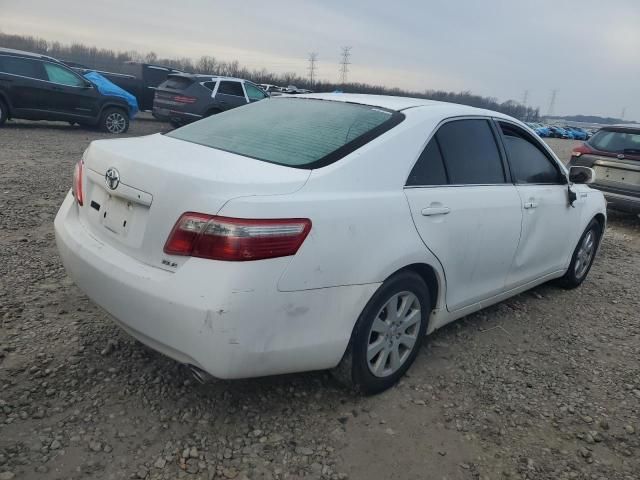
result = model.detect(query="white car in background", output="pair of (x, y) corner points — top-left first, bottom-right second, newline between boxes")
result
(54, 94), (606, 393)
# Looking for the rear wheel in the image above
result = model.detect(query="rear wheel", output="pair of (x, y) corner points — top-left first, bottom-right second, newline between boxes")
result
(558, 219), (602, 288)
(332, 271), (430, 394)
(100, 107), (129, 134)
(0, 99), (7, 126)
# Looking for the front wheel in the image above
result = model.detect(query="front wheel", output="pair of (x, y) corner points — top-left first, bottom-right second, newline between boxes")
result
(332, 271), (430, 394)
(100, 107), (129, 134)
(558, 219), (602, 288)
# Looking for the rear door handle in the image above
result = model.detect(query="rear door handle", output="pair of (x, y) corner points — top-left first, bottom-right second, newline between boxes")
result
(421, 206), (451, 216)
(524, 202), (538, 209)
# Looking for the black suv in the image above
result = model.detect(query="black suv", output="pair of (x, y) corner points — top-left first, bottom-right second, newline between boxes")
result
(153, 74), (268, 127)
(0, 48), (131, 133)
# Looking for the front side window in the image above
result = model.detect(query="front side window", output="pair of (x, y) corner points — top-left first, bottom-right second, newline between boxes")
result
(43, 63), (84, 86)
(168, 98), (403, 168)
(244, 83), (267, 101)
(217, 81), (245, 97)
(406, 137), (448, 186)
(436, 119), (505, 184)
(499, 122), (564, 184)
(0, 56), (46, 80)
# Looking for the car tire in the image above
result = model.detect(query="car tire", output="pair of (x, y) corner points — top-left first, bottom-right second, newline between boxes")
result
(0, 99), (7, 127)
(558, 219), (602, 289)
(100, 107), (129, 134)
(332, 271), (430, 394)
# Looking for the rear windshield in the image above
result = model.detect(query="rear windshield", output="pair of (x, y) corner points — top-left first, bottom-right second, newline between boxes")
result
(167, 98), (404, 168)
(589, 129), (640, 155)
(162, 76), (194, 90)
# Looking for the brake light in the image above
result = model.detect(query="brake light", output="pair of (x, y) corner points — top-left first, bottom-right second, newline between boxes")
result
(72, 159), (84, 206)
(173, 95), (197, 104)
(571, 144), (592, 158)
(164, 213), (312, 261)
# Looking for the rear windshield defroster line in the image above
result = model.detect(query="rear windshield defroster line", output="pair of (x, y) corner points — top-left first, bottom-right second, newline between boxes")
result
(166, 98), (405, 169)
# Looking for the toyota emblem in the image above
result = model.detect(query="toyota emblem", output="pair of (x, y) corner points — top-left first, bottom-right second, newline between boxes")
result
(105, 167), (120, 190)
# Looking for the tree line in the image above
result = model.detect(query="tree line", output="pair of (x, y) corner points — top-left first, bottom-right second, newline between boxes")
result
(1, 32), (540, 121)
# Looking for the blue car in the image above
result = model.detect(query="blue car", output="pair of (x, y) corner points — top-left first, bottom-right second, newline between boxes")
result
(564, 126), (588, 140)
(549, 126), (572, 139)
(526, 122), (551, 137)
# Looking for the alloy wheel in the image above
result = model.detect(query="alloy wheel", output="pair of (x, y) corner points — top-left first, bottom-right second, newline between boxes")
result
(366, 291), (422, 378)
(105, 112), (127, 133)
(574, 229), (595, 279)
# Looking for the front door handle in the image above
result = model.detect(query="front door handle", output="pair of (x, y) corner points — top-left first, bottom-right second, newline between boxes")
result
(421, 206), (451, 216)
(524, 201), (538, 209)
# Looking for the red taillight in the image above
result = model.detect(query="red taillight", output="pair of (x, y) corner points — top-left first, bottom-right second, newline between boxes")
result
(571, 143), (592, 158)
(164, 213), (312, 261)
(72, 159), (84, 206)
(173, 95), (197, 104)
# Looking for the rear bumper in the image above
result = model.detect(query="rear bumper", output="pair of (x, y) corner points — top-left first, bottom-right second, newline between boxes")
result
(152, 106), (201, 124)
(598, 189), (640, 213)
(54, 192), (378, 378)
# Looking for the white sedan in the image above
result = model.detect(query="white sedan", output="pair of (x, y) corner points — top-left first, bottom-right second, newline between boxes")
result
(54, 94), (606, 393)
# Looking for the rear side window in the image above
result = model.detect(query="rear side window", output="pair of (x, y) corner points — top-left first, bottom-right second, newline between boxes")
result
(0, 56), (46, 80)
(217, 81), (245, 97)
(436, 119), (505, 184)
(589, 129), (640, 155)
(499, 122), (564, 184)
(202, 81), (217, 91)
(406, 137), (448, 186)
(167, 98), (404, 168)
(163, 76), (193, 90)
(43, 63), (84, 87)
(144, 66), (170, 87)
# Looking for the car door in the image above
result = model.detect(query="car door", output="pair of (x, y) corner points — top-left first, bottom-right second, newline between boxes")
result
(496, 120), (581, 287)
(40, 62), (99, 120)
(215, 80), (248, 111)
(404, 118), (523, 311)
(0, 55), (48, 114)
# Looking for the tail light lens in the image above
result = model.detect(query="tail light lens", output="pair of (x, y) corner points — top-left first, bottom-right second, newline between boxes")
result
(72, 159), (84, 206)
(173, 95), (197, 104)
(571, 143), (593, 158)
(164, 213), (312, 261)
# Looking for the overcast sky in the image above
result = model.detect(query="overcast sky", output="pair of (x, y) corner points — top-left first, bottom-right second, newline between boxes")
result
(2, 0), (639, 119)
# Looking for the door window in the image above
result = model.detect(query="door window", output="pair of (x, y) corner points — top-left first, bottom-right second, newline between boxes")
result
(0, 56), (46, 80)
(244, 82), (267, 101)
(499, 122), (565, 184)
(43, 63), (85, 87)
(406, 137), (448, 186)
(217, 81), (245, 97)
(436, 119), (506, 184)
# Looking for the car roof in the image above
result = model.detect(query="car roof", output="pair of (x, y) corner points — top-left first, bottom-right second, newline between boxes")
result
(0, 47), (58, 63)
(282, 92), (517, 120)
(168, 73), (249, 82)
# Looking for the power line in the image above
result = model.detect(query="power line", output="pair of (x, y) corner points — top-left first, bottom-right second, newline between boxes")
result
(307, 52), (318, 87)
(339, 46), (351, 84)
(547, 89), (558, 117)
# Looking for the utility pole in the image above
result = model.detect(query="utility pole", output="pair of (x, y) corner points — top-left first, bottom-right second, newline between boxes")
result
(339, 46), (351, 84)
(307, 52), (318, 88)
(547, 89), (557, 118)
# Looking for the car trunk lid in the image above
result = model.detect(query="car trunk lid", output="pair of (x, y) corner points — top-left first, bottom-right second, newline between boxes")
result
(78, 133), (311, 270)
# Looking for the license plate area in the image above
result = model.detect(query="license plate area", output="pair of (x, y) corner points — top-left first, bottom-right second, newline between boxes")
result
(594, 166), (640, 186)
(102, 195), (133, 236)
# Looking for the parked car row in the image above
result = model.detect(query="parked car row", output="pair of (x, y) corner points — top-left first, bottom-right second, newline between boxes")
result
(259, 84), (313, 95)
(526, 122), (594, 140)
(0, 47), (136, 133)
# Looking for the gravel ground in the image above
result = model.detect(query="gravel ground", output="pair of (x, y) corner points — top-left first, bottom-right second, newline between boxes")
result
(1, 118), (639, 480)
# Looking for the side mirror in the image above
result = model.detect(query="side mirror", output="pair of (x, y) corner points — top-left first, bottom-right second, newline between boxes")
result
(569, 166), (595, 184)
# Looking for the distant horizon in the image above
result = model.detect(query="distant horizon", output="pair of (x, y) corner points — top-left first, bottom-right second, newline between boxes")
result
(1, 0), (638, 119)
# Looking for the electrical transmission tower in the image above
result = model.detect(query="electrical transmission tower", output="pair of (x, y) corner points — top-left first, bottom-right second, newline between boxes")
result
(339, 46), (352, 84)
(307, 52), (318, 87)
(620, 107), (626, 120)
(522, 90), (529, 107)
(547, 89), (558, 118)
